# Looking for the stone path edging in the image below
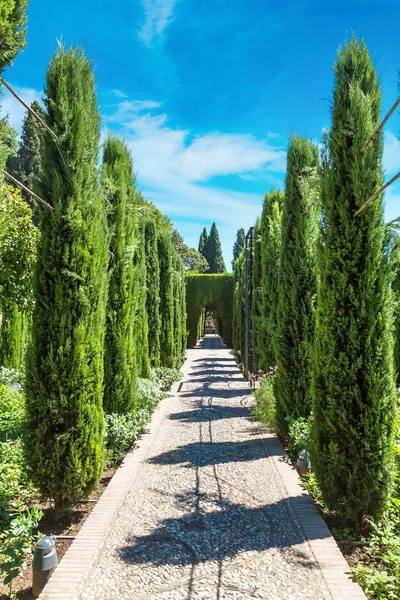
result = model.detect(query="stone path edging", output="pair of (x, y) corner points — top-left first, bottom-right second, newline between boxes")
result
(38, 357), (192, 600)
(261, 434), (366, 599)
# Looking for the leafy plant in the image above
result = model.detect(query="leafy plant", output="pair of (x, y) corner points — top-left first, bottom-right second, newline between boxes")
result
(286, 415), (312, 462)
(151, 367), (182, 392)
(0, 502), (43, 599)
(253, 372), (277, 431)
(104, 413), (141, 466)
(0, 368), (21, 387)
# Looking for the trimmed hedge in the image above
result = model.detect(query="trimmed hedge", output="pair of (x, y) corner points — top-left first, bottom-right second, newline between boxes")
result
(186, 274), (234, 347)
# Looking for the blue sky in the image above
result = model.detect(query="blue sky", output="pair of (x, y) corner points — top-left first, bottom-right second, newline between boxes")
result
(2, 0), (400, 268)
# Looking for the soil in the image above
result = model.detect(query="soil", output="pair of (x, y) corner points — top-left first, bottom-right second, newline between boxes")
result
(0, 467), (115, 600)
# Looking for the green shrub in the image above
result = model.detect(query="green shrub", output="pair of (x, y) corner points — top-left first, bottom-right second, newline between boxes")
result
(253, 375), (277, 431)
(286, 415), (312, 462)
(0, 369), (21, 387)
(186, 274), (234, 348)
(151, 367), (182, 392)
(0, 386), (25, 441)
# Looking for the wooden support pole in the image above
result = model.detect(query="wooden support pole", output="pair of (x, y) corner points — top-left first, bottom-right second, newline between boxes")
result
(2, 170), (54, 211)
(354, 172), (400, 217)
(360, 97), (400, 154)
(1, 78), (59, 142)
(302, 239), (318, 251)
(301, 198), (319, 215)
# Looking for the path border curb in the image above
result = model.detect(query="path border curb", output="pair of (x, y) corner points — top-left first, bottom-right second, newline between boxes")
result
(38, 357), (193, 600)
(261, 433), (367, 599)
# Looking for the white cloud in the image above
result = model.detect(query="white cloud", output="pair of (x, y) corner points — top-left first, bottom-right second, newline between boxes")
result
(384, 131), (400, 176)
(0, 85), (42, 134)
(138, 0), (179, 47)
(103, 99), (286, 264)
(111, 89), (128, 99)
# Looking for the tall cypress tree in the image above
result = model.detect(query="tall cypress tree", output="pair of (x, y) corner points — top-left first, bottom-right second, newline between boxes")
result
(206, 222), (226, 273)
(251, 220), (263, 370)
(260, 189), (283, 369)
(133, 223), (150, 379)
(102, 134), (137, 415)
(232, 227), (245, 270)
(158, 230), (175, 367)
(198, 227), (208, 256)
(312, 38), (396, 524)
(19, 100), (45, 202)
(391, 235), (400, 386)
(274, 135), (319, 435)
(26, 45), (108, 515)
(144, 219), (161, 368)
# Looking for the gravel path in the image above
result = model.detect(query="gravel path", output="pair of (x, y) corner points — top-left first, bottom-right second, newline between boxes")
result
(81, 335), (334, 600)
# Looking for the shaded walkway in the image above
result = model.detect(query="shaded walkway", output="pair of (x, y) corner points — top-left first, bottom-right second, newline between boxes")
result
(75, 335), (364, 600)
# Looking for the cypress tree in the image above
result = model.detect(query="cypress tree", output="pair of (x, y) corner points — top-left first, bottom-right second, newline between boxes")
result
(157, 230), (175, 367)
(232, 227), (246, 270)
(251, 220), (263, 370)
(391, 235), (400, 386)
(274, 135), (319, 435)
(260, 189), (283, 369)
(133, 224), (150, 379)
(26, 46), (108, 515)
(312, 38), (396, 524)
(206, 222), (226, 273)
(144, 219), (161, 368)
(233, 250), (246, 364)
(198, 227), (208, 256)
(102, 134), (137, 415)
(18, 100), (45, 213)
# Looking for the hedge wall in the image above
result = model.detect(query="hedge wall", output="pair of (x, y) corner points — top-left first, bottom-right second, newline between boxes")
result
(186, 274), (234, 347)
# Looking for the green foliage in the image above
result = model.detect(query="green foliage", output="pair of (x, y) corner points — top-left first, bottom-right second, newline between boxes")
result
(252, 375), (277, 431)
(0, 0), (28, 73)
(186, 273), (234, 347)
(251, 220), (263, 370)
(0, 503), (43, 599)
(144, 219), (161, 368)
(206, 223), (226, 273)
(0, 368), (20, 387)
(172, 229), (209, 272)
(232, 251), (245, 363)
(311, 37), (396, 524)
(102, 134), (137, 415)
(391, 236), (400, 386)
(286, 415), (312, 462)
(133, 223), (150, 378)
(274, 135), (319, 435)
(198, 227), (208, 257)
(26, 45), (108, 515)
(158, 230), (175, 367)
(150, 366), (182, 392)
(0, 385), (25, 441)
(104, 413), (140, 466)
(259, 189), (283, 369)
(0, 185), (39, 308)
(232, 228), (245, 270)
(351, 498), (400, 600)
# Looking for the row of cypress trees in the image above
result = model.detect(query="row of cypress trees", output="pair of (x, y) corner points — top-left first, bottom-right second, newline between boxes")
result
(233, 37), (397, 525)
(7, 45), (188, 515)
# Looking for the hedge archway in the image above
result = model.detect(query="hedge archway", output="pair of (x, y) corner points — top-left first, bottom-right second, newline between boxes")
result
(185, 274), (234, 347)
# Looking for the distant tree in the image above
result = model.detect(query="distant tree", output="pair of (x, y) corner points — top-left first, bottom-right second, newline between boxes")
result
(0, 0), (28, 74)
(19, 100), (45, 190)
(260, 189), (283, 369)
(198, 227), (208, 257)
(143, 219), (161, 367)
(232, 227), (245, 270)
(172, 229), (208, 272)
(274, 135), (319, 436)
(312, 38), (396, 524)
(102, 134), (137, 415)
(26, 45), (108, 516)
(206, 223), (226, 273)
